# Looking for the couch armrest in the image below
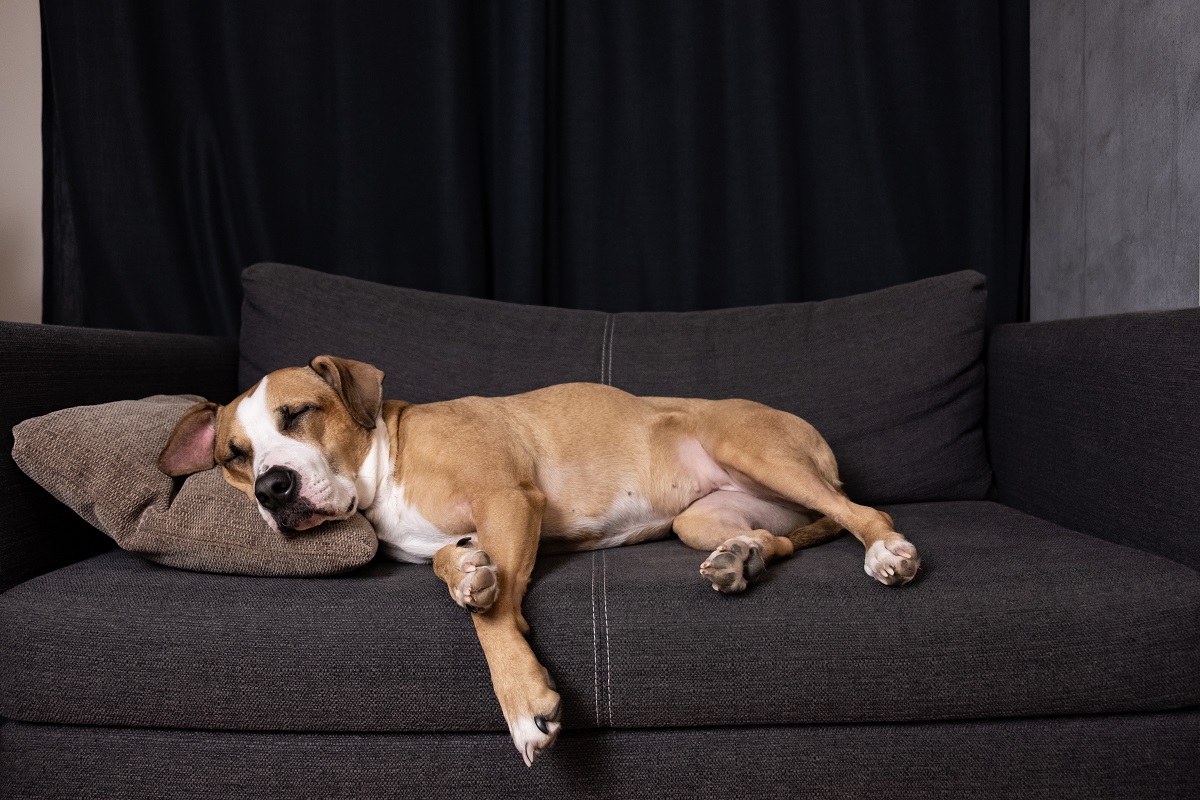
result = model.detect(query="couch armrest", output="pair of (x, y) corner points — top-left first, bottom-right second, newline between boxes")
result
(0, 321), (238, 592)
(987, 308), (1200, 571)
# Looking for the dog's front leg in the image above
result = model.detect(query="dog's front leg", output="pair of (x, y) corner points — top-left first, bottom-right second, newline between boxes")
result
(469, 487), (562, 766)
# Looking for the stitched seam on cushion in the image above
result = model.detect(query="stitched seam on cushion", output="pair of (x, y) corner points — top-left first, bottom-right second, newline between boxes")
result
(602, 549), (613, 726)
(590, 552), (600, 726)
(607, 316), (616, 387)
(599, 316), (612, 385)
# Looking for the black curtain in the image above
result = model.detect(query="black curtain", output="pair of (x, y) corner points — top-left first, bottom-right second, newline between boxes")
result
(41, 1), (1029, 336)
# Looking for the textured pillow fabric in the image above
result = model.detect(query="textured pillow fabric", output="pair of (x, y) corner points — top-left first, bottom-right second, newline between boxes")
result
(11, 395), (378, 576)
(240, 263), (991, 504)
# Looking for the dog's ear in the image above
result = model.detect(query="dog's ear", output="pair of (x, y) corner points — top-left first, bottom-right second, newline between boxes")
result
(310, 355), (384, 429)
(157, 401), (220, 476)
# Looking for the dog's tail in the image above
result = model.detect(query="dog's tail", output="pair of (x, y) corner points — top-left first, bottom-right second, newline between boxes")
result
(787, 516), (844, 549)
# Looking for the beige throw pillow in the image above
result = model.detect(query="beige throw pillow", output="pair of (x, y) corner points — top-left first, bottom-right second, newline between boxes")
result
(11, 394), (378, 576)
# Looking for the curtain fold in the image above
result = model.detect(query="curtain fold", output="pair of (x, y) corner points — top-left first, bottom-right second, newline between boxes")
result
(41, 0), (1028, 335)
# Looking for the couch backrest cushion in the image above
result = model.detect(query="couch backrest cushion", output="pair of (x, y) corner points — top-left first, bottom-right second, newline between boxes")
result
(240, 263), (990, 503)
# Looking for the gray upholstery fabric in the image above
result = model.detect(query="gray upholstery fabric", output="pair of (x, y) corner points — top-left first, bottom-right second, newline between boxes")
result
(989, 308), (1200, 572)
(0, 321), (238, 592)
(11, 395), (377, 577)
(240, 263), (991, 503)
(3, 502), (1196, 732)
(604, 272), (992, 504)
(4, 711), (1199, 799)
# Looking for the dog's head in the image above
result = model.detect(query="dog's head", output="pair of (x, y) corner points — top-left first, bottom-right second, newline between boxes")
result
(158, 355), (384, 535)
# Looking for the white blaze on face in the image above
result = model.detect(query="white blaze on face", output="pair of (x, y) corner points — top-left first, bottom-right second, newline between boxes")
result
(236, 377), (357, 530)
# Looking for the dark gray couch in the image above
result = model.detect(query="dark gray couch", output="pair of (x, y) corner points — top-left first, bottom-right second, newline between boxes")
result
(1, 265), (1197, 799)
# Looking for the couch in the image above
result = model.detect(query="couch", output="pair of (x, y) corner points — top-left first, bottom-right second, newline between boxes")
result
(1, 265), (1197, 799)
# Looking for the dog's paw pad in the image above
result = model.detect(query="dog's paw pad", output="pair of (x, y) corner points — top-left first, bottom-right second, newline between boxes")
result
(743, 545), (766, 580)
(864, 538), (920, 586)
(452, 545), (498, 612)
(699, 537), (763, 593)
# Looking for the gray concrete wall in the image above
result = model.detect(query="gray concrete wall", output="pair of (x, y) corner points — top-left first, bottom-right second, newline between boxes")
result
(1031, 0), (1200, 321)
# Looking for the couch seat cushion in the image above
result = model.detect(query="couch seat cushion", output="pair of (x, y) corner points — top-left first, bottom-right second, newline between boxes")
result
(239, 263), (991, 504)
(2, 502), (1198, 732)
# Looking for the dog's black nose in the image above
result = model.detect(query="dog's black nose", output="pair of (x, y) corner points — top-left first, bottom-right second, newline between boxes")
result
(255, 466), (299, 510)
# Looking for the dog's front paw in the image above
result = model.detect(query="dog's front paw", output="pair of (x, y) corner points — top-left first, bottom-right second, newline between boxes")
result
(502, 684), (563, 767)
(450, 539), (499, 613)
(699, 536), (765, 593)
(864, 537), (920, 586)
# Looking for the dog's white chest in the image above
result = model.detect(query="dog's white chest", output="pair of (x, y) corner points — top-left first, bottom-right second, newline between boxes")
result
(364, 481), (455, 563)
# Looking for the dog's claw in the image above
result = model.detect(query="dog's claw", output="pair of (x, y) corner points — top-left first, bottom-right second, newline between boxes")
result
(511, 706), (561, 767)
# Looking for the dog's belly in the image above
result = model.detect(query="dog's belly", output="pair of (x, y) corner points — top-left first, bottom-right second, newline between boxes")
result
(537, 437), (752, 552)
(540, 492), (676, 551)
(535, 441), (710, 554)
(539, 488), (812, 552)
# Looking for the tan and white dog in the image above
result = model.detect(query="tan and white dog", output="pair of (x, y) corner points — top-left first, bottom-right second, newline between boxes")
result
(158, 356), (920, 765)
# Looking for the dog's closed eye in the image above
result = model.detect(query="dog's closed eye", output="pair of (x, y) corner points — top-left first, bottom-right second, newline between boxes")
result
(279, 404), (317, 431)
(224, 441), (248, 466)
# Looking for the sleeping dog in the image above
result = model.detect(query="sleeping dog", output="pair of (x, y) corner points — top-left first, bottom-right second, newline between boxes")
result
(158, 355), (920, 765)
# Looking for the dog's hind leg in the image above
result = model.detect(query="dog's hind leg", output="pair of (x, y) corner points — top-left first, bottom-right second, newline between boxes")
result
(752, 468), (919, 586)
(702, 400), (921, 586)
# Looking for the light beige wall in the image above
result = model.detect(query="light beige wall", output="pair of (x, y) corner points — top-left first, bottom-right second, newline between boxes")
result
(0, 0), (43, 324)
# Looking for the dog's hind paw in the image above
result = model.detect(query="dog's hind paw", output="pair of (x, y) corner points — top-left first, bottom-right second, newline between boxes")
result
(699, 536), (765, 593)
(864, 537), (920, 586)
(450, 539), (499, 613)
